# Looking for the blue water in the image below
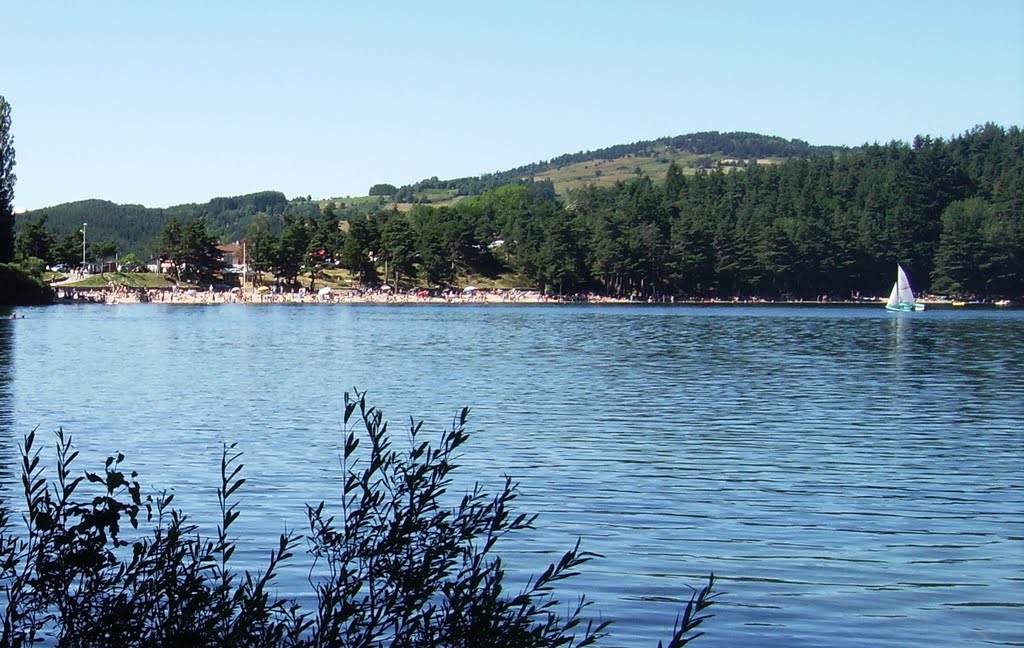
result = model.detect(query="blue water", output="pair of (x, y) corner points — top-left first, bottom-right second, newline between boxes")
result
(2, 304), (1022, 647)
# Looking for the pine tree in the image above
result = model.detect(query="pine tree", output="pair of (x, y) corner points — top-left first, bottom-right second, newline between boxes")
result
(0, 95), (16, 262)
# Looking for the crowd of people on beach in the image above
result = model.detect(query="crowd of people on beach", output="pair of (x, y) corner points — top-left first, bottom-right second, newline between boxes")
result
(47, 273), (941, 307)
(49, 282), (903, 306)
(52, 284), (589, 305)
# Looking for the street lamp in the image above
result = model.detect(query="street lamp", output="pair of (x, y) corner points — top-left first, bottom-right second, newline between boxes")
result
(81, 222), (87, 271)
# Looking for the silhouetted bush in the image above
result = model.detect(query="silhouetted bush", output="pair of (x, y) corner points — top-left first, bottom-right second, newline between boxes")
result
(0, 263), (52, 305)
(0, 392), (717, 646)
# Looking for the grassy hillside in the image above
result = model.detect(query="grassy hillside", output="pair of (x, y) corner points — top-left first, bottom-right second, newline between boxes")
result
(387, 130), (837, 202)
(532, 146), (782, 195)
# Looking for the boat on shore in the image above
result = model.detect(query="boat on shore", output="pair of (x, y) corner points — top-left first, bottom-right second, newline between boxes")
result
(885, 265), (925, 312)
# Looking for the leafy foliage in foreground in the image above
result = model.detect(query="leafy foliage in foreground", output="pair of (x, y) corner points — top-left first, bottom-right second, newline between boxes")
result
(0, 392), (717, 647)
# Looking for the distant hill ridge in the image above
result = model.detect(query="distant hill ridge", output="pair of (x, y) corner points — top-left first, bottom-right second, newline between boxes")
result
(18, 130), (842, 254)
(391, 131), (842, 200)
(16, 191), (301, 258)
(501, 130), (838, 175)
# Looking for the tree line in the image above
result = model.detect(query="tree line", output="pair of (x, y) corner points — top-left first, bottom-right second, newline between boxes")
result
(11, 122), (1023, 300)
(551, 124), (1022, 299)
(242, 123), (1022, 299)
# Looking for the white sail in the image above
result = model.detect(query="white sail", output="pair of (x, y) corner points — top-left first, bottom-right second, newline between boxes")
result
(886, 280), (901, 309)
(895, 265), (916, 305)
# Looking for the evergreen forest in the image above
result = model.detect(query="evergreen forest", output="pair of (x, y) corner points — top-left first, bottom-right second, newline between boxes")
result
(15, 124), (1024, 300)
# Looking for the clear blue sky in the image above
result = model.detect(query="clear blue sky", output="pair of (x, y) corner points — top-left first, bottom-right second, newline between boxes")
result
(5, 0), (1023, 210)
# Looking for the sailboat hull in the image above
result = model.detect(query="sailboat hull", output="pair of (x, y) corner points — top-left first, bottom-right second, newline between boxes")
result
(885, 302), (925, 312)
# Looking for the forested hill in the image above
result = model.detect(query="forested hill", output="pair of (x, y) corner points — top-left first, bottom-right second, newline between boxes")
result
(360, 123), (1023, 299)
(16, 191), (308, 258)
(390, 131), (842, 201)
(14, 124), (1023, 300)
(17, 131), (839, 255)
(551, 130), (838, 163)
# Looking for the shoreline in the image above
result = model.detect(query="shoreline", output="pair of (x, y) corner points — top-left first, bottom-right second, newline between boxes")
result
(47, 285), (1003, 308)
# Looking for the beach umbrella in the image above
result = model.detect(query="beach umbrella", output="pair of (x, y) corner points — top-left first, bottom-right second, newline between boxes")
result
(463, 286), (477, 292)
(258, 286), (270, 293)
(318, 287), (332, 297)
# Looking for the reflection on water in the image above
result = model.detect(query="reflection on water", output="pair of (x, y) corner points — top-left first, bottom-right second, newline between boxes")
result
(888, 311), (909, 353)
(0, 315), (16, 518)
(5, 304), (1024, 647)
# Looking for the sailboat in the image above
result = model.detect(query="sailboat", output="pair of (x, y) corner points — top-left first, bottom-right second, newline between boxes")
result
(885, 265), (925, 312)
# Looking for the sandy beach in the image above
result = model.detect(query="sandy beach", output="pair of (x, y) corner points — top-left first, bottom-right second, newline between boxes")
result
(52, 284), (629, 306)
(48, 283), (906, 307)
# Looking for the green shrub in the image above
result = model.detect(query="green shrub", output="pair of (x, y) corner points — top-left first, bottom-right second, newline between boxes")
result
(0, 262), (53, 305)
(15, 257), (46, 277)
(0, 392), (717, 646)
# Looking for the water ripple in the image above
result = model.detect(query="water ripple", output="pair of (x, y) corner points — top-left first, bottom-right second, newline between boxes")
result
(4, 304), (1023, 647)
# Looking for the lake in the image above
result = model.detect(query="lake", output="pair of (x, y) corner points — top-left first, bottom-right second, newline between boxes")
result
(2, 303), (1022, 647)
